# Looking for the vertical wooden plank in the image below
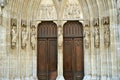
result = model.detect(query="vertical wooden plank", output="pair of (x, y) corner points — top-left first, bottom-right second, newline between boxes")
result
(63, 38), (73, 80)
(37, 39), (47, 80)
(48, 39), (57, 80)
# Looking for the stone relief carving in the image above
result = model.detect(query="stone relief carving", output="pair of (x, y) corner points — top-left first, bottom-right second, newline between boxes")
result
(93, 18), (100, 48)
(64, 4), (81, 19)
(30, 25), (36, 50)
(11, 18), (17, 49)
(58, 26), (63, 47)
(103, 17), (110, 47)
(40, 5), (57, 19)
(21, 21), (28, 49)
(84, 24), (90, 49)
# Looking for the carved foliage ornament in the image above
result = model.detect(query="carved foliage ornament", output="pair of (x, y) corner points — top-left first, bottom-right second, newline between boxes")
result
(11, 18), (17, 49)
(30, 25), (36, 50)
(21, 20), (28, 49)
(93, 18), (100, 48)
(84, 23), (90, 49)
(103, 17), (110, 47)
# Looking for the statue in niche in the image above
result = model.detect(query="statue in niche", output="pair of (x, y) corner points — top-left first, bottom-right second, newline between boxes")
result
(21, 25), (28, 49)
(84, 24), (90, 49)
(103, 17), (110, 47)
(30, 25), (36, 50)
(93, 18), (100, 48)
(11, 24), (17, 48)
(94, 26), (100, 48)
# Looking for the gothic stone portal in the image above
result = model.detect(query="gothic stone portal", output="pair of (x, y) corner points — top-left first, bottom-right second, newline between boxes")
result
(37, 21), (84, 80)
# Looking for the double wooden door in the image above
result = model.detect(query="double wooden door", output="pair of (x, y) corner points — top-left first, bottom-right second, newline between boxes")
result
(37, 21), (84, 80)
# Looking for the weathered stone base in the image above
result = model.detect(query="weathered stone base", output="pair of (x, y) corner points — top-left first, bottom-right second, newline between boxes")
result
(56, 75), (65, 80)
(0, 76), (38, 80)
(83, 75), (92, 80)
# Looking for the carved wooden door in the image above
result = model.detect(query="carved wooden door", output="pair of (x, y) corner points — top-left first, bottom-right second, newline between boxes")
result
(37, 21), (57, 80)
(63, 21), (84, 80)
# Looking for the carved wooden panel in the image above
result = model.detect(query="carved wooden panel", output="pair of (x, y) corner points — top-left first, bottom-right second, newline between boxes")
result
(63, 21), (83, 37)
(38, 21), (57, 38)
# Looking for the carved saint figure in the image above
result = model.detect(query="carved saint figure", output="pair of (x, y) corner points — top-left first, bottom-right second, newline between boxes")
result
(84, 25), (90, 48)
(11, 25), (17, 48)
(21, 27), (28, 49)
(94, 26), (100, 48)
(30, 26), (36, 49)
(104, 25), (110, 47)
(58, 27), (63, 47)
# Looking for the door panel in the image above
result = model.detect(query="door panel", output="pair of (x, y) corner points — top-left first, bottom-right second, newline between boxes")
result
(37, 39), (47, 80)
(63, 38), (73, 80)
(48, 39), (57, 80)
(37, 21), (57, 80)
(74, 38), (84, 80)
(63, 21), (84, 80)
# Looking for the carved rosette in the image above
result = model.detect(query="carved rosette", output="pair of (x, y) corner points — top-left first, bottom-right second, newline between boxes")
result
(93, 18), (100, 48)
(84, 23), (90, 49)
(21, 20), (27, 49)
(11, 18), (17, 49)
(103, 17), (110, 47)
(30, 25), (36, 50)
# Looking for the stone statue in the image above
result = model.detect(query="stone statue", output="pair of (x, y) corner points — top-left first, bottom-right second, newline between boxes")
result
(21, 26), (28, 49)
(104, 25), (110, 47)
(103, 17), (110, 47)
(84, 25), (90, 49)
(94, 26), (100, 48)
(93, 18), (100, 48)
(30, 26), (36, 50)
(58, 26), (63, 47)
(11, 24), (17, 48)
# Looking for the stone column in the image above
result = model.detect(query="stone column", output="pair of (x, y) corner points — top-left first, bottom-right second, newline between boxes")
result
(56, 25), (65, 80)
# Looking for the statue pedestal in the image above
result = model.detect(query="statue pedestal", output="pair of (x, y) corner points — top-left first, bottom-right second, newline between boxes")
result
(56, 75), (65, 80)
